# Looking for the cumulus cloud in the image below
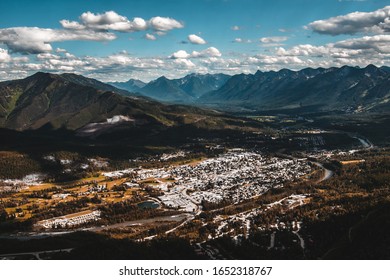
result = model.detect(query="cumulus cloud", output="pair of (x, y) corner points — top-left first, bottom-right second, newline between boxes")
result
(148, 16), (183, 31)
(195, 47), (221, 57)
(170, 47), (222, 59)
(0, 11), (184, 54)
(268, 35), (390, 69)
(276, 44), (330, 57)
(18, 50), (198, 81)
(307, 5), (390, 35)
(170, 50), (191, 59)
(145, 33), (157, 41)
(188, 34), (206, 44)
(0, 48), (11, 62)
(334, 34), (390, 53)
(259, 36), (289, 43)
(60, 20), (86, 30)
(231, 25), (241, 31)
(173, 58), (195, 68)
(1, 37), (389, 83)
(75, 11), (148, 32)
(61, 11), (183, 33)
(0, 27), (116, 54)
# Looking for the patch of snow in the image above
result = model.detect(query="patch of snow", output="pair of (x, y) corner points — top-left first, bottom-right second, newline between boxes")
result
(78, 115), (135, 136)
(43, 155), (56, 162)
(2, 173), (46, 186)
(88, 158), (109, 168)
(80, 164), (89, 170)
(103, 168), (134, 178)
(107, 115), (133, 124)
(160, 151), (187, 161)
(347, 82), (359, 89)
(60, 159), (72, 165)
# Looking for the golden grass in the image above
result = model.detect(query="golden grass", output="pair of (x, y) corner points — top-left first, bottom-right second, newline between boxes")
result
(340, 160), (365, 165)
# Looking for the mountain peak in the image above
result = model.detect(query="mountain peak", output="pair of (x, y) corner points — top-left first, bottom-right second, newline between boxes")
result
(364, 64), (379, 73)
(365, 64), (378, 70)
(156, 75), (169, 81)
(29, 72), (56, 80)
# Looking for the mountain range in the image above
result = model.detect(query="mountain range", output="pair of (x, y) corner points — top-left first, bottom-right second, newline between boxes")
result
(109, 79), (146, 94)
(0, 64), (389, 137)
(199, 65), (390, 113)
(109, 73), (230, 103)
(108, 65), (390, 113)
(0, 72), (244, 138)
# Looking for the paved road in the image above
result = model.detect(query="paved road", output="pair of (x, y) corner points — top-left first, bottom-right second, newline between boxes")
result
(312, 162), (334, 183)
(277, 151), (334, 183)
(349, 134), (374, 149)
(0, 248), (73, 260)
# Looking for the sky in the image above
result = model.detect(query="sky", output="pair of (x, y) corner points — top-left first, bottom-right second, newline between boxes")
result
(0, 0), (389, 82)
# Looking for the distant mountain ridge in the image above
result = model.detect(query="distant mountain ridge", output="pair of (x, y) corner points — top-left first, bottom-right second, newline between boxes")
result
(199, 65), (390, 113)
(108, 66), (390, 113)
(109, 79), (146, 93)
(109, 73), (230, 103)
(59, 73), (135, 96)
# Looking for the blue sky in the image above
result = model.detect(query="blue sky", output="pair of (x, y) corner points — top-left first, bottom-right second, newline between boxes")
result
(0, 0), (389, 82)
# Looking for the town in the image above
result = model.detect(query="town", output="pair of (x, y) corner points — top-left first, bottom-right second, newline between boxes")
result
(0, 149), (312, 232)
(1, 131), (386, 260)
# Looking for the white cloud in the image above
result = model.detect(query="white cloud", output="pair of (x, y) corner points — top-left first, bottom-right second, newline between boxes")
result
(231, 25), (241, 31)
(36, 53), (61, 60)
(1, 40), (388, 83)
(307, 5), (390, 35)
(170, 50), (191, 59)
(148, 16), (183, 32)
(145, 33), (157, 41)
(55, 48), (67, 53)
(196, 47), (221, 57)
(0, 48), (11, 62)
(60, 20), (85, 30)
(77, 11), (147, 32)
(170, 47), (222, 59)
(0, 27), (116, 54)
(259, 36), (289, 43)
(251, 54), (304, 65)
(334, 34), (390, 53)
(155, 31), (167, 36)
(0, 11), (184, 54)
(188, 34), (206, 44)
(173, 58), (195, 68)
(276, 44), (329, 57)
(63, 12), (183, 33)
(258, 34), (390, 70)
(233, 38), (252, 43)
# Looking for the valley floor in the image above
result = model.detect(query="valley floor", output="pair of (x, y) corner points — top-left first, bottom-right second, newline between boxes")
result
(1, 120), (389, 260)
